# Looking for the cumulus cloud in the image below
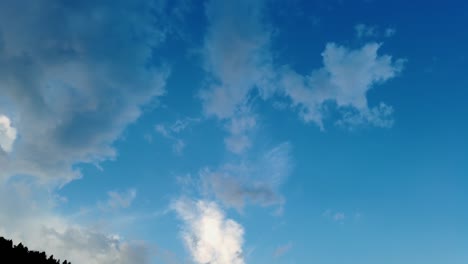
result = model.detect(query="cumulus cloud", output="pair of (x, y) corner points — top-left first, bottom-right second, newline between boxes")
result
(0, 0), (170, 183)
(280, 42), (405, 128)
(0, 180), (149, 264)
(0, 114), (16, 153)
(201, 143), (292, 212)
(173, 198), (244, 264)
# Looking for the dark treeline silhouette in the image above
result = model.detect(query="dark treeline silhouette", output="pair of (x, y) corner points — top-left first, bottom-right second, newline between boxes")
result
(0, 236), (71, 264)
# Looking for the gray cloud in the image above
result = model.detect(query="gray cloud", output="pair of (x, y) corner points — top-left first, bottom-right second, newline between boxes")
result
(0, 1), (183, 262)
(201, 142), (292, 212)
(0, 0), (170, 183)
(199, 0), (275, 154)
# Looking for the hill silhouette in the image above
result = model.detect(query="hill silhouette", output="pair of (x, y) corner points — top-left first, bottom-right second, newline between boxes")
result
(0, 236), (71, 264)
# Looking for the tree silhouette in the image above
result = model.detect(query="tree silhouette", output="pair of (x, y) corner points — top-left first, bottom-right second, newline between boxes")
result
(0, 236), (71, 264)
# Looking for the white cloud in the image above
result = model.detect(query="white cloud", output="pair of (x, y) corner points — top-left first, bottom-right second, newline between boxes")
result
(0, 114), (16, 153)
(173, 198), (244, 264)
(0, 0), (170, 183)
(0, 180), (149, 264)
(280, 42), (405, 128)
(201, 143), (292, 212)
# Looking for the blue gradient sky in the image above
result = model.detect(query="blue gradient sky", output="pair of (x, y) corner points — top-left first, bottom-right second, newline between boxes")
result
(0, 1), (467, 264)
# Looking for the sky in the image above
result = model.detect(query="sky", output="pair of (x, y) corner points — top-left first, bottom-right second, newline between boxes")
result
(0, 0), (467, 263)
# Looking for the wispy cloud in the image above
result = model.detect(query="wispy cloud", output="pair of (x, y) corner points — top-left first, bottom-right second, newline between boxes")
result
(199, 0), (275, 154)
(200, 0), (274, 119)
(155, 117), (200, 155)
(201, 142), (292, 213)
(323, 209), (346, 223)
(173, 198), (245, 264)
(101, 189), (137, 211)
(322, 209), (363, 224)
(355, 24), (378, 38)
(223, 113), (257, 154)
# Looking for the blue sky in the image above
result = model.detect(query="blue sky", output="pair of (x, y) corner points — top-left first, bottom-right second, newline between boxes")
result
(0, 0), (467, 263)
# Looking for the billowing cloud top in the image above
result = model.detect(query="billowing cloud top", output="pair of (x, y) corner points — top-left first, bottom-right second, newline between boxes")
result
(173, 199), (245, 264)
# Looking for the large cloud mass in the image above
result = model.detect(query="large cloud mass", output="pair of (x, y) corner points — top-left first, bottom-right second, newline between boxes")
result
(0, 0), (172, 262)
(0, 0), (169, 183)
